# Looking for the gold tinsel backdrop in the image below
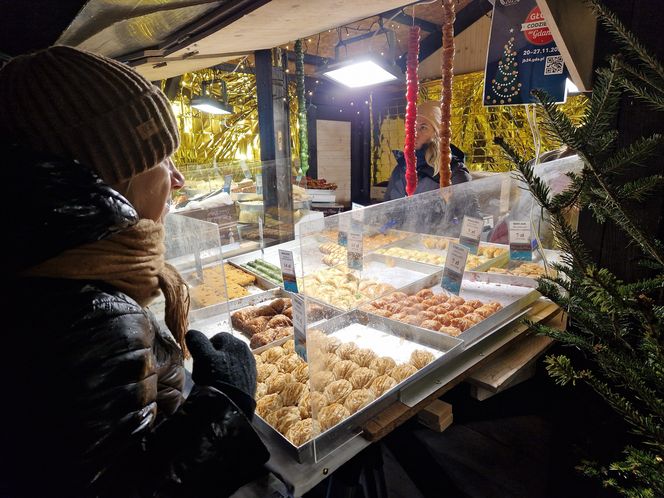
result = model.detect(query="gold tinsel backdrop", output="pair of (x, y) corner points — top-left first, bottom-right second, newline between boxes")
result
(372, 71), (589, 183)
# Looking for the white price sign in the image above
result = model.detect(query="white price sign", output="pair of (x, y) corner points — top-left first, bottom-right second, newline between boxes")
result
(459, 216), (483, 254)
(347, 231), (363, 271)
(509, 221), (533, 261)
(441, 243), (468, 295)
(278, 250), (298, 292)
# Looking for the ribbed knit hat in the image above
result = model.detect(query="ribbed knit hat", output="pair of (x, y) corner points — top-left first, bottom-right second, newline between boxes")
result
(0, 46), (180, 185)
(417, 100), (442, 133)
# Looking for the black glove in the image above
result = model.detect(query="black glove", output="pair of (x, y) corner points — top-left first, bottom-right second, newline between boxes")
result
(185, 330), (257, 416)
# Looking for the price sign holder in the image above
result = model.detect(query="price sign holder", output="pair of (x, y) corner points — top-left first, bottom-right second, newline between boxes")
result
(459, 216), (483, 254)
(509, 221), (533, 261)
(441, 243), (469, 295)
(278, 249), (299, 293)
(338, 215), (350, 247)
(240, 161), (252, 179)
(347, 231), (363, 271)
(256, 174), (263, 195)
(292, 294), (307, 361)
(223, 174), (233, 194)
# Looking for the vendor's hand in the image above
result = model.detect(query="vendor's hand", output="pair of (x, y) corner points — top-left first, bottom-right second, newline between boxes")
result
(185, 330), (257, 399)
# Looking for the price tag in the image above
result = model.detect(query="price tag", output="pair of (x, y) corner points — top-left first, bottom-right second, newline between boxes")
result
(441, 243), (468, 295)
(278, 249), (299, 292)
(256, 174), (263, 196)
(483, 215), (494, 229)
(338, 215), (350, 247)
(291, 294), (307, 361)
(240, 161), (252, 179)
(459, 216), (483, 254)
(223, 174), (233, 194)
(509, 221), (533, 261)
(352, 202), (364, 210)
(347, 231), (363, 271)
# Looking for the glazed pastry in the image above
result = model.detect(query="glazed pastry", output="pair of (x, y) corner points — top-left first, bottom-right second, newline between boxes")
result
(324, 379), (353, 405)
(256, 363), (278, 383)
(344, 389), (375, 414)
(369, 357), (396, 376)
(409, 350), (435, 369)
(292, 363), (309, 383)
(465, 299), (483, 309)
(439, 326), (462, 337)
(253, 354), (263, 365)
(266, 372), (292, 394)
(270, 297), (290, 314)
(420, 319), (441, 331)
(281, 382), (308, 406)
(447, 309), (465, 319)
(231, 308), (257, 331)
(450, 317), (473, 332)
(332, 360), (360, 380)
(255, 304), (276, 317)
(298, 391), (327, 419)
(474, 306), (496, 318)
(418, 310), (436, 321)
(318, 403), (350, 431)
(369, 375), (397, 397)
(261, 345), (286, 364)
(282, 339), (295, 353)
(250, 332), (273, 349)
(286, 418), (320, 446)
(448, 296), (465, 306)
(255, 382), (268, 399)
(273, 326), (294, 340)
(458, 305), (475, 315)
(310, 370), (336, 391)
(245, 316), (271, 336)
(370, 308), (392, 318)
(349, 348), (377, 368)
(276, 353), (302, 374)
(436, 315), (452, 327)
(336, 342), (358, 360)
(267, 314), (292, 329)
(403, 315), (422, 326)
(256, 393), (283, 419)
(282, 307), (293, 319)
(416, 289), (434, 300)
(390, 363), (418, 382)
(267, 406), (301, 435)
(349, 367), (378, 389)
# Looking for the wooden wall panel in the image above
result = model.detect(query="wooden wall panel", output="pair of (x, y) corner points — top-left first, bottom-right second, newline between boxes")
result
(316, 119), (352, 204)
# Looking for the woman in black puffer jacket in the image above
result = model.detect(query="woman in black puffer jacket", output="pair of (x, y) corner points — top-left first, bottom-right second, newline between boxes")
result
(1, 47), (268, 497)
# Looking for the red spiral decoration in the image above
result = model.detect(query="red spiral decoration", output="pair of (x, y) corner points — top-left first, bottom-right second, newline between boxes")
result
(404, 25), (420, 197)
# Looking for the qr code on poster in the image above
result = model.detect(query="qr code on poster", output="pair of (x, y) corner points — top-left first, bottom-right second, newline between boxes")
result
(544, 55), (564, 75)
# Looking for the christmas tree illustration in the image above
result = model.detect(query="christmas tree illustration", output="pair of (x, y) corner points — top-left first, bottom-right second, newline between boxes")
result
(486, 36), (522, 104)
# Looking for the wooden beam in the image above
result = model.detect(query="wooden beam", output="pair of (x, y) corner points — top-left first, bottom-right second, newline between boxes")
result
(536, 0), (598, 92)
(379, 9), (441, 33)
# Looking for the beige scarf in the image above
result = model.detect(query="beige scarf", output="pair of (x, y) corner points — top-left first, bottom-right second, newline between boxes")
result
(25, 219), (190, 355)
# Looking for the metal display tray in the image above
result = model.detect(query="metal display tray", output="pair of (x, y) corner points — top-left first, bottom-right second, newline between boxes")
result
(468, 248), (564, 288)
(253, 309), (464, 463)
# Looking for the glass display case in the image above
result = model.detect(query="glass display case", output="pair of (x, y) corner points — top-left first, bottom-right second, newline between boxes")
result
(165, 154), (582, 463)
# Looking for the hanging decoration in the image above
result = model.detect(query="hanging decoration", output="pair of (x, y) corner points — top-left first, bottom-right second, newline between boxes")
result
(439, 0), (456, 188)
(294, 39), (309, 176)
(404, 25), (421, 197)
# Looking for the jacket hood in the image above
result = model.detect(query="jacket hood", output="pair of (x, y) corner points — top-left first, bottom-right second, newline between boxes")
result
(8, 144), (138, 275)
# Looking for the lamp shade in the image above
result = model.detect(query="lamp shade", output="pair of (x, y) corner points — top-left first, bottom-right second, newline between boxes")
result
(321, 58), (403, 88)
(191, 95), (233, 114)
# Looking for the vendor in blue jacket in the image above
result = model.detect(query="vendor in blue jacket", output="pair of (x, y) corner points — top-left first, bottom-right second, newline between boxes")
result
(384, 100), (472, 201)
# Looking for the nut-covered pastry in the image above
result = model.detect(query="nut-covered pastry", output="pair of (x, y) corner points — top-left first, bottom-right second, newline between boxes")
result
(261, 346), (286, 364)
(439, 326), (462, 337)
(266, 406), (301, 435)
(267, 314), (292, 329)
(254, 354), (263, 366)
(250, 332), (273, 349)
(245, 316), (271, 336)
(336, 342), (358, 360)
(409, 350), (435, 369)
(270, 297), (290, 314)
(465, 312), (484, 324)
(343, 389), (375, 414)
(450, 317), (474, 332)
(298, 391), (327, 419)
(349, 348), (377, 368)
(282, 339), (295, 353)
(281, 382), (308, 406)
(255, 304), (276, 317)
(324, 379), (353, 405)
(420, 319), (441, 331)
(349, 367), (379, 389)
(256, 364), (278, 383)
(369, 375), (397, 397)
(273, 326), (294, 340)
(286, 418), (320, 446)
(310, 370), (336, 391)
(256, 393), (283, 419)
(332, 360), (360, 380)
(292, 363), (309, 383)
(255, 382), (268, 399)
(390, 363), (418, 382)
(369, 357), (397, 376)
(318, 403), (350, 431)
(276, 353), (301, 373)
(266, 372), (292, 394)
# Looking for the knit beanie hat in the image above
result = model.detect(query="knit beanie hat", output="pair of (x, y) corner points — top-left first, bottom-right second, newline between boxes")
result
(417, 100), (442, 133)
(0, 46), (180, 185)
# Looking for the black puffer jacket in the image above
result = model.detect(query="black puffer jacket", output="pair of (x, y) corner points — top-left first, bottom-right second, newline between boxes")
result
(3, 146), (269, 497)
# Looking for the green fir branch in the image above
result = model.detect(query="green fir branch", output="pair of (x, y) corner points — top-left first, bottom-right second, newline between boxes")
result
(619, 78), (664, 112)
(604, 134), (664, 174)
(531, 89), (585, 151)
(617, 175), (664, 202)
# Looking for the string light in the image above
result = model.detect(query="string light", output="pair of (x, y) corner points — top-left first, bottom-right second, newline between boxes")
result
(365, 100), (369, 104)
(350, 102), (354, 106)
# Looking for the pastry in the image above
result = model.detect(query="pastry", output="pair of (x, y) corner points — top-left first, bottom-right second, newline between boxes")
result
(420, 319), (441, 331)
(281, 382), (308, 406)
(266, 372), (292, 394)
(475, 306), (496, 318)
(390, 363), (418, 382)
(416, 289), (434, 300)
(369, 375), (397, 397)
(320, 352), (341, 370)
(318, 403), (350, 431)
(298, 391), (328, 419)
(409, 350), (435, 369)
(458, 305), (475, 315)
(450, 317), (474, 332)
(267, 314), (292, 329)
(276, 353), (302, 374)
(349, 348), (377, 368)
(282, 339), (295, 353)
(267, 406), (301, 435)
(322, 336), (341, 354)
(436, 315), (452, 327)
(270, 298), (290, 314)
(336, 342), (359, 360)
(282, 307), (293, 319)
(448, 296), (465, 305)
(292, 363), (309, 383)
(344, 389), (375, 414)
(255, 304), (276, 317)
(231, 308), (257, 331)
(250, 332), (273, 349)
(253, 354), (263, 365)
(255, 382), (267, 399)
(286, 418), (320, 446)
(369, 357), (396, 376)
(273, 326), (294, 340)
(349, 367), (379, 389)
(332, 360), (360, 380)
(256, 364), (278, 383)
(261, 346), (286, 364)
(256, 393), (283, 419)
(439, 326), (462, 337)
(465, 312), (484, 324)
(324, 379), (353, 405)
(465, 299), (483, 309)
(245, 316), (271, 336)
(310, 370), (336, 391)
